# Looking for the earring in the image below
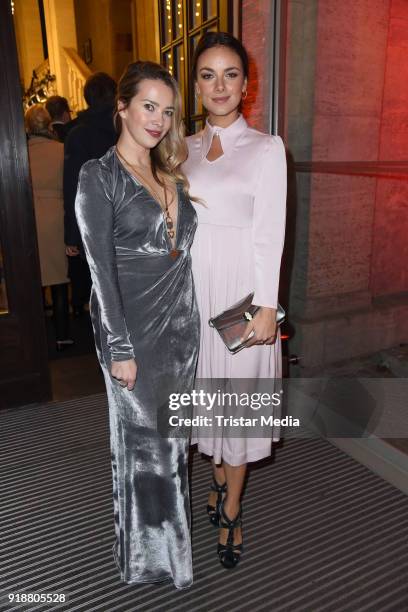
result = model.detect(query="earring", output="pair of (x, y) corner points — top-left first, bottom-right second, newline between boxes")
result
(242, 90), (248, 100)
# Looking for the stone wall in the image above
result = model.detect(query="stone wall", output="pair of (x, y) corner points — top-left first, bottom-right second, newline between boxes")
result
(285, 0), (408, 372)
(371, 1), (408, 297)
(241, 0), (274, 132)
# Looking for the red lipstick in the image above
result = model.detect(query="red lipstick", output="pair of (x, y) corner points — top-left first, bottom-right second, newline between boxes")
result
(145, 129), (162, 138)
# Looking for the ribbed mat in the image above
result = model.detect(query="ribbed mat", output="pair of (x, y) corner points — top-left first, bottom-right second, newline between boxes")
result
(1, 394), (407, 612)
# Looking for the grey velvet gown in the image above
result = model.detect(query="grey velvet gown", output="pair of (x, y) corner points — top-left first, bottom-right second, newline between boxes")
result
(75, 147), (200, 589)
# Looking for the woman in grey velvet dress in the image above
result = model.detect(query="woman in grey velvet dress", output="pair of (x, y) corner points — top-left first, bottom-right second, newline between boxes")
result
(75, 62), (199, 589)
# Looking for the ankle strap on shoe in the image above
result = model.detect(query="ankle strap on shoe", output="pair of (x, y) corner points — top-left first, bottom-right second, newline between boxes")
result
(219, 502), (242, 530)
(210, 477), (227, 493)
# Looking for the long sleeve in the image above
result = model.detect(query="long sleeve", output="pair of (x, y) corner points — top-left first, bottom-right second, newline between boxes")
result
(252, 136), (287, 309)
(75, 159), (135, 361)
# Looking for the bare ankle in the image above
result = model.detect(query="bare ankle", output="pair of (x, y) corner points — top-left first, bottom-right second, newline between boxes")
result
(223, 497), (240, 519)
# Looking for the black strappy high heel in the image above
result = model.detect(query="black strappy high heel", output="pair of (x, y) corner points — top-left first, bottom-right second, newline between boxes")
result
(217, 501), (243, 569)
(207, 476), (227, 527)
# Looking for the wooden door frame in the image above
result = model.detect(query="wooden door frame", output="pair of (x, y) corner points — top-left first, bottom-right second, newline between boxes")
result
(0, 1), (51, 408)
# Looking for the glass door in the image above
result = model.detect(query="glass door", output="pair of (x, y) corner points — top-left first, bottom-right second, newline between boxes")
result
(158, 0), (232, 133)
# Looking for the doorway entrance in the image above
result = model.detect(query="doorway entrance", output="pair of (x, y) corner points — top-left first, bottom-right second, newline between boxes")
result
(0, 2), (105, 407)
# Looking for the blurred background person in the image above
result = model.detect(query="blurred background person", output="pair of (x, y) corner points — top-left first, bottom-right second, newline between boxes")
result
(63, 72), (117, 318)
(25, 104), (72, 351)
(45, 95), (72, 143)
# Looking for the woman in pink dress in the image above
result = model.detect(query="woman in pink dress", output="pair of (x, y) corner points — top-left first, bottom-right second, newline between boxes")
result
(183, 32), (287, 569)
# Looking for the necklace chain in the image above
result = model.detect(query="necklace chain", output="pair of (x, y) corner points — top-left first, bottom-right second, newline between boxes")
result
(115, 147), (175, 241)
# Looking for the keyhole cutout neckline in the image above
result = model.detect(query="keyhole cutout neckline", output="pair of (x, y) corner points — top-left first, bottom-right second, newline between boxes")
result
(201, 114), (248, 163)
(205, 132), (225, 163)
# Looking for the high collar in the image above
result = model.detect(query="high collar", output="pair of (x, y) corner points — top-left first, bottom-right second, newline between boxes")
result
(201, 114), (247, 159)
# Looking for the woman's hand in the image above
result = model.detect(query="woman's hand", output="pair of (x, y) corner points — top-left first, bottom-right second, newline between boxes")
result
(65, 245), (80, 256)
(241, 307), (278, 348)
(111, 358), (137, 391)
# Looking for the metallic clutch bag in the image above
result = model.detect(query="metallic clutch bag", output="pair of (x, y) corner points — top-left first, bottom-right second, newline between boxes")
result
(209, 292), (286, 354)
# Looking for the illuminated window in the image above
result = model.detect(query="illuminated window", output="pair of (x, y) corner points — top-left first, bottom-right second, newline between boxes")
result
(159, 0), (231, 133)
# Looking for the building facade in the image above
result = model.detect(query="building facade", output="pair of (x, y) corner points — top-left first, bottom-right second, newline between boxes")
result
(1, 0), (407, 406)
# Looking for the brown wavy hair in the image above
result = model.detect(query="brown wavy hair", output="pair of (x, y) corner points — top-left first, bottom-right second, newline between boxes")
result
(114, 61), (191, 197)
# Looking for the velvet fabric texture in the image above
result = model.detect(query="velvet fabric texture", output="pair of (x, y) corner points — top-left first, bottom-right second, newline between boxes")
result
(75, 147), (200, 589)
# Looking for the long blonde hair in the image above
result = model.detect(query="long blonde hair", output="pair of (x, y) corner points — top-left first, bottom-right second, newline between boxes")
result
(114, 61), (191, 197)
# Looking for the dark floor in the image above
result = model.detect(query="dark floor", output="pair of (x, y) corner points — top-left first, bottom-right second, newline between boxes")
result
(306, 344), (408, 456)
(49, 353), (105, 401)
(45, 309), (95, 361)
(45, 312), (408, 459)
(1, 394), (408, 611)
(44, 311), (105, 401)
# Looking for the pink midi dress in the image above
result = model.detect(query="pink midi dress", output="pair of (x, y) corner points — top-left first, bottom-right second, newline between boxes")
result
(183, 114), (287, 465)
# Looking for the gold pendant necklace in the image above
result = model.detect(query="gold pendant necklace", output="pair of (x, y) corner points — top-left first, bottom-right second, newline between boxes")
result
(163, 185), (175, 239)
(116, 147), (175, 242)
